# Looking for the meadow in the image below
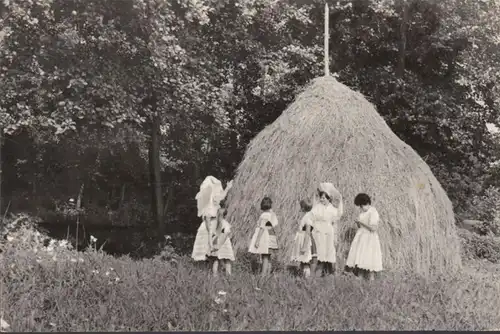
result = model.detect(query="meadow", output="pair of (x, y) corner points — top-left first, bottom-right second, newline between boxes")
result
(1, 214), (500, 331)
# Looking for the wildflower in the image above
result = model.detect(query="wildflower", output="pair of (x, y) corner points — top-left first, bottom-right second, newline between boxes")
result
(70, 258), (77, 263)
(115, 277), (120, 282)
(90, 235), (97, 243)
(6, 236), (14, 242)
(92, 270), (99, 274)
(105, 271), (110, 276)
(223, 309), (228, 313)
(49, 322), (56, 327)
(217, 290), (227, 296)
(0, 318), (10, 330)
(214, 297), (223, 305)
(59, 240), (68, 247)
(52, 255), (57, 261)
(78, 258), (84, 263)
(164, 235), (171, 241)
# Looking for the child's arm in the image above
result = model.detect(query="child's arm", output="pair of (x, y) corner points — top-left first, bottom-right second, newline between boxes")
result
(204, 216), (213, 249)
(300, 224), (311, 253)
(216, 231), (230, 250)
(254, 227), (264, 248)
(357, 210), (379, 232)
(357, 220), (374, 232)
(214, 221), (231, 250)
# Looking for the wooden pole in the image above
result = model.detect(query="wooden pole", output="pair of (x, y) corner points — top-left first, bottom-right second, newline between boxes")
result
(324, 2), (330, 76)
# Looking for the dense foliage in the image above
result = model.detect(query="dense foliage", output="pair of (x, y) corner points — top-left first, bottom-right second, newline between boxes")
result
(1, 0), (500, 249)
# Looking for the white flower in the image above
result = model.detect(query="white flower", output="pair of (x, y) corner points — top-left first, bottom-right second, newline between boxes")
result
(91, 270), (99, 274)
(78, 258), (84, 263)
(217, 290), (227, 296)
(223, 309), (228, 313)
(115, 277), (120, 282)
(59, 240), (68, 247)
(105, 271), (110, 276)
(70, 258), (77, 263)
(90, 235), (97, 243)
(52, 255), (57, 261)
(6, 235), (14, 242)
(71, 10), (77, 15)
(214, 297), (223, 305)
(0, 317), (10, 330)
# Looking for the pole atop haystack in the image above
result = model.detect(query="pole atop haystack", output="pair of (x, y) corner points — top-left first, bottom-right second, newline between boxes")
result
(324, 2), (330, 76)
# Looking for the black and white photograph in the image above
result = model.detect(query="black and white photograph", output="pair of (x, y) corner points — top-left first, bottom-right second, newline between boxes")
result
(1, 0), (500, 331)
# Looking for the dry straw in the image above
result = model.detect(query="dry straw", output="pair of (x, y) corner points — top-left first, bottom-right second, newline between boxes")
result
(226, 75), (462, 277)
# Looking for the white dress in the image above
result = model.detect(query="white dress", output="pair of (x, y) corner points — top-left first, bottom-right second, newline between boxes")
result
(311, 203), (341, 263)
(248, 211), (279, 254)
(346, 206), (383, 272)
(290, 211), (315, 263)
(191, 218), (235, 261)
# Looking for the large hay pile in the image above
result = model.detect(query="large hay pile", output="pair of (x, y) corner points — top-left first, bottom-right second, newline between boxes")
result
(226, 76), (462, 276)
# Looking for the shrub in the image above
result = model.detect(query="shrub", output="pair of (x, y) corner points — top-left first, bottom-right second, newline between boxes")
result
(458, 228), (500, 263)
(466, 186), (500, 236)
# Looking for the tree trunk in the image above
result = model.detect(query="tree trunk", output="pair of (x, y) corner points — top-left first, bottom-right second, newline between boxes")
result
(397, 0), (410, 79)
(149, 109), (164, 232)
(162, 183), (173, 218)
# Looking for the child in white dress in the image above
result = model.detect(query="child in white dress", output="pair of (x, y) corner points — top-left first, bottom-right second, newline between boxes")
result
(248, 196), (279, 276)
(191, 176), (234, 277)
(345, 193), (383, 281)
(310, 182), (343, 276)
(291, 198), (315, 277)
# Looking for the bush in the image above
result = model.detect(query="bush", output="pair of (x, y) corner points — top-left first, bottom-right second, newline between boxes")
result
(466, 186), (500, 236)
(458, 228), (500, 263)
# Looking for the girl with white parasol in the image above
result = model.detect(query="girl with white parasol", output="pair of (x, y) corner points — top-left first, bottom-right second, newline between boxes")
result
(191, 176), (235, 276)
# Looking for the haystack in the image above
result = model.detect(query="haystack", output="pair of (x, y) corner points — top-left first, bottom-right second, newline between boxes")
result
(225, 75), (462, 276)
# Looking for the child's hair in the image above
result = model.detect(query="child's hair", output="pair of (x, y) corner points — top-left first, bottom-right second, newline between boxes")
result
(354, 193), (371, 207)
(219, 198), (227, 209)
(318, 190), (332, 202)
(299, 198), (313, 212)
(260, 196), (273, 211)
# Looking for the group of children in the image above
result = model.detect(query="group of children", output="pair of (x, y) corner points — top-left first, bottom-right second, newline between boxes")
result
(191, 177), (383, 280)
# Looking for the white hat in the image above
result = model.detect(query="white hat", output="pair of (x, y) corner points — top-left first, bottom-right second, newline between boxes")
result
(195, 176), (232, 217)
(318, 182), (340, 200)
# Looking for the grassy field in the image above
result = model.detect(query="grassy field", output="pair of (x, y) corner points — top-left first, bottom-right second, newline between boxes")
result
(1, 217), (500, 331)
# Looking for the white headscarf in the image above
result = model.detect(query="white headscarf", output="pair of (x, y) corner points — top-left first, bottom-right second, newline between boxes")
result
(195, 176), (233, 217)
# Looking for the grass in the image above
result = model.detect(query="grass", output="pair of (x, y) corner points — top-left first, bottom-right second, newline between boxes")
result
(1, 215), (500, 331)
